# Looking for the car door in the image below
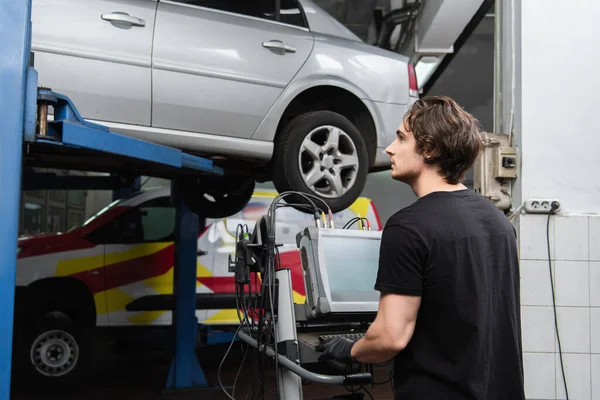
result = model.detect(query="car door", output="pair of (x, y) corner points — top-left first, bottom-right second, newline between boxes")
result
(92, 197), (208, 325)
(152, 0), (314, 138)
(30, 0), (156, 126)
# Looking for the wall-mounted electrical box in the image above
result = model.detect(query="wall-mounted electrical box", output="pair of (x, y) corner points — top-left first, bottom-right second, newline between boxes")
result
(493, 145), (518, 179)
(473, 132), (519, 210)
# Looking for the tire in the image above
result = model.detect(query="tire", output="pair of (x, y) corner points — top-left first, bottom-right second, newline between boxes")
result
(272, 111), (369, 213)
(180, 174), (256, 218)
(16, 316), (91, 386)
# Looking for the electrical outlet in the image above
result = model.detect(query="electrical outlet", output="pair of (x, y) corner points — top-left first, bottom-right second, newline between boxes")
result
(524, 199), (560, 214)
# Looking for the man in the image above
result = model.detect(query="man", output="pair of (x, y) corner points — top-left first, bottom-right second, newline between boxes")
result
(318, 96), (525, 399)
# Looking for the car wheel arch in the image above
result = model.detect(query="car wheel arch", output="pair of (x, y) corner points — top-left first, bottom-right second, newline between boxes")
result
(253, 79), (384, 156)
(26, 277), (97, 327)
(275, 84), (379, 166)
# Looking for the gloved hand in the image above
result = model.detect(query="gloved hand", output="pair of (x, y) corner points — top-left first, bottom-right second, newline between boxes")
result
(318, 337), (358, 364)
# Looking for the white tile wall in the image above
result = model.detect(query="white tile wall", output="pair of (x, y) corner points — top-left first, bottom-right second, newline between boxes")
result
(521, 260), (554, 306)
(556, 308), (590, 354)
(554, 261), (590, 307)
(554, 216), (589, 261)
(590, 262), (600, 307)
(524, 352), (555, 399)
(522, 306), (556, 353)
(592, 355), (600, 400)
(589, 218), (600, 261)
(555, 354), (591, 400)
(590, 309), (600, 354)
(519, 213), (555, 260)
(518, 214), (599, 400)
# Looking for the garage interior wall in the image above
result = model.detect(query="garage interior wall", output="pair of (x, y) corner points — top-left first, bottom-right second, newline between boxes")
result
(508, 0), (600, 398)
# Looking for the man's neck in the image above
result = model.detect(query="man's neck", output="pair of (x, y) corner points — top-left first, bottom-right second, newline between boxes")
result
(410, 170), (467, 198)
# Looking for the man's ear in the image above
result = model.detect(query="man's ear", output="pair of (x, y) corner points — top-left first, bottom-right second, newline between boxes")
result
(422, 148), (441, 163)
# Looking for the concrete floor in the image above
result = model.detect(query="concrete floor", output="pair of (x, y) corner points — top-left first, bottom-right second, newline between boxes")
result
(10, 340), (395, 399)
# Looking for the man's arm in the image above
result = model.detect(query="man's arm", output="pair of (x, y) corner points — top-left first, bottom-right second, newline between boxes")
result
(350, 292), (421, 363)
(318, 223), (427, 365)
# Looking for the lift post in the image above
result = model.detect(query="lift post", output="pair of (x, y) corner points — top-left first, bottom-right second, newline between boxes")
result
(165, 180), (208, 390)
(0, 0), (31, 398)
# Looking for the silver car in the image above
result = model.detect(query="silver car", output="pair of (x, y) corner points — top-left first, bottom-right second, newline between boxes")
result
(31, 0), (418, 213)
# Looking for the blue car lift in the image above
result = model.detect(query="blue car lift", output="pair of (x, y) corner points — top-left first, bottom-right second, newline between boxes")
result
(1, 0), (226, 396)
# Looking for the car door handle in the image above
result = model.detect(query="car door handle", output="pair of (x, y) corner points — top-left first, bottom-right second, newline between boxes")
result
(262, 40), (296, 53)
(101, 12), (146, 27)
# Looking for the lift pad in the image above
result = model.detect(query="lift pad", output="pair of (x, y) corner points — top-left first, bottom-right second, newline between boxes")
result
(1, 0), (226, 395)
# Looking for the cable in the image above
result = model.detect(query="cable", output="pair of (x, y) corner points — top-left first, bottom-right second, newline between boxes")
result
(222, 217), (238, 239)
(361, 386), (375, 400)
(267, 191), (322, 396)
(218, 324), (243, 400)
(286, 191), (331, 216)
(507, 203), (524, 221)
(233, 190), (329, 399)
(343, 216), (361, 229)
(343, 217), (371, 230)
(546, 201), (569, 400)
(232, 342), (249, 400)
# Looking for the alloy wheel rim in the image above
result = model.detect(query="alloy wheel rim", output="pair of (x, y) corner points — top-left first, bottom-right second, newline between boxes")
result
(297, 125), (359, 199)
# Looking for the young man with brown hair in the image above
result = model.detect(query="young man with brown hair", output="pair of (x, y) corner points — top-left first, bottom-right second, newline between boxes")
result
(319, 96), (525, 399)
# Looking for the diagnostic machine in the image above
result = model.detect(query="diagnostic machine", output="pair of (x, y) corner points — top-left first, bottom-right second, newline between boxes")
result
(230, 191), (385, 399)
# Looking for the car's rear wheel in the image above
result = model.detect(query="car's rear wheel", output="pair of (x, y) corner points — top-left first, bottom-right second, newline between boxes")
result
(272, 111), (369, 213)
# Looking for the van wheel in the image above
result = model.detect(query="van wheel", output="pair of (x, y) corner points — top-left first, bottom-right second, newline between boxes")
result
(18, 317), (90, 386)
(272, 111), (368, 213)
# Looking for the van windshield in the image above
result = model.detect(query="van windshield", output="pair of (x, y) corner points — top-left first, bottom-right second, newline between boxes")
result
(66, 194), (135, 233)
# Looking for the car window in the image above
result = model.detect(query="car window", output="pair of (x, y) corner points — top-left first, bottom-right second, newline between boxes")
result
(170, 0), (307, 28)
(85, 197), (176, 244)
(140, 205), (176, 242)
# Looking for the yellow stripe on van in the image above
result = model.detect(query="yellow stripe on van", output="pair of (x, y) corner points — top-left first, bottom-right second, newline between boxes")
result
(56, 242), (172, 276)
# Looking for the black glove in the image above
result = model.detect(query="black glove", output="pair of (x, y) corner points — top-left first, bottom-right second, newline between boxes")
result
(318, 337), (358, 364)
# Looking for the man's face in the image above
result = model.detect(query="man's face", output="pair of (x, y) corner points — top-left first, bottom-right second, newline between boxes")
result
(385, 122), (426, 183)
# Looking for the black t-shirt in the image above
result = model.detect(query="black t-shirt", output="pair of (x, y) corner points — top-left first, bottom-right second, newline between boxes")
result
(375, 189), (525, 400)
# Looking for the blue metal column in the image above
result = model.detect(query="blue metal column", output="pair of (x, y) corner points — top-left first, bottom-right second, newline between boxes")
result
(165, 179), (208, 390)
(0, 0), (30, 397)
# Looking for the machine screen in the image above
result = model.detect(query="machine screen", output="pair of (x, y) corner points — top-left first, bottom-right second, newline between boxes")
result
(320, 235), (381, 303)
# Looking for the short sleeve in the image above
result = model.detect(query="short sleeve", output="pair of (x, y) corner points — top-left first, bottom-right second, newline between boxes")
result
(374, 224), (428, 296)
